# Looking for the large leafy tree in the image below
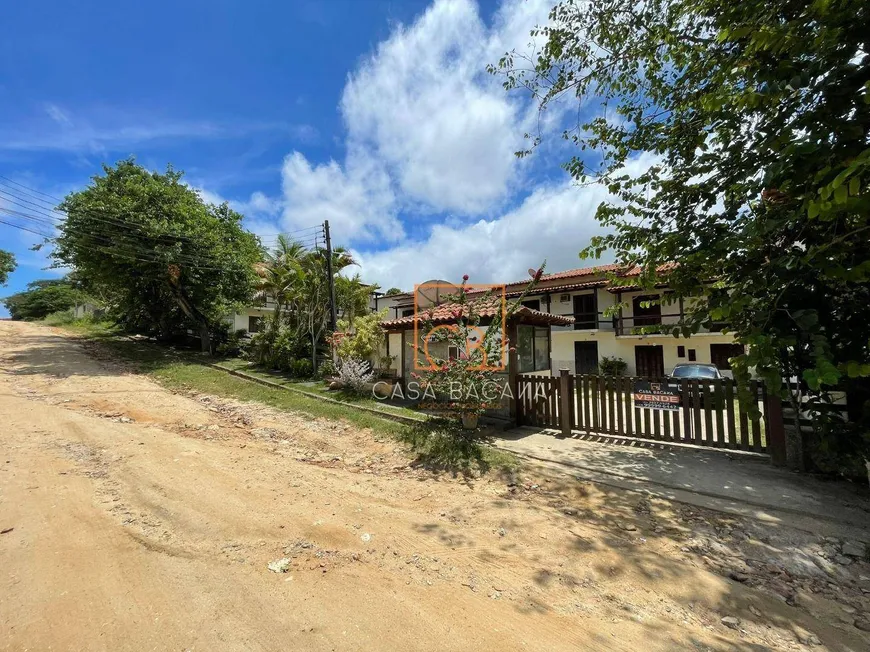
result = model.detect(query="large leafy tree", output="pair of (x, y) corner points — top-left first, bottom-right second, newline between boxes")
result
(53, 160), (262, 351)
(3, 279), (85, 321)
(0, 250), (15, 286)
(493, 0), (870, 466)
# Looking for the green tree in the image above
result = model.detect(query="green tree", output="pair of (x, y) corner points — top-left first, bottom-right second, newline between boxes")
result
(294, 247), (357, 371)
(3, 279), (85, 321)
(335, 272), (372, 326)
(493, 0), (870, 466)
(0, 250), (15, 286)
(257, 234), (306, 324)
(52, 159), (261, 352)
(384, 287), (403, 296)
(336, 309), (388, 363)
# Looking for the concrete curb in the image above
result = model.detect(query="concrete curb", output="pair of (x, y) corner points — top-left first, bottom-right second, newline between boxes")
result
(206, 363), (429, 427)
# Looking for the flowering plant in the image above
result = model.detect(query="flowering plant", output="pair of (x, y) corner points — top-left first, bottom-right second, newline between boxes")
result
(417, 265), (545, 422)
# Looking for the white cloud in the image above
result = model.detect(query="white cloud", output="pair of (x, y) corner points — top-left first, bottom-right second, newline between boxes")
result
(276, 0), (556, 241)
(340, 0), (537, 214)
(351, 182), (606, 290)
(44, 103), (72, 127)
(280, 151), (400, 242)
(1, 104), (316, 154)
(201, 0), (622, 286)
(353, 152), (657, 290)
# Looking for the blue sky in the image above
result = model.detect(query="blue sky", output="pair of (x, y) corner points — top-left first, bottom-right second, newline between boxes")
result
(0, 0), (622, 315)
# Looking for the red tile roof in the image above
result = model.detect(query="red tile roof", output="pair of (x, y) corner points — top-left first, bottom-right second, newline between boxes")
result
(381, 295), (574, 330)
(504, 263), (623, 288)
(621, 262), (678, 277)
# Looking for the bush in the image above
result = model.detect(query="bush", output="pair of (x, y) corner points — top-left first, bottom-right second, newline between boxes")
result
(214, 328), (248, 357)
(336, 357), (374, 394)
(246, 322), (307, 371)
(335, 310), (387, 362)
(318, 359), (337, 379)
(598, 356), (627, 376)
(290, 358), (313, 378)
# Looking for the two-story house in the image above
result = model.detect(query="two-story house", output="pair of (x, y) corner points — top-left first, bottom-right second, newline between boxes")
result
(379, 265), (743, 382)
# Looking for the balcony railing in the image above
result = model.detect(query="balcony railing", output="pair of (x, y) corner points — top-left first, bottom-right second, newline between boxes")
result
(615, 313), (681, 336)
(550, 312), (616, 332)
(549, 310), (727, 335)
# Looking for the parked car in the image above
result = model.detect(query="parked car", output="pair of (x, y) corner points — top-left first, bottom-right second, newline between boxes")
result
(667, 363), (723, 407)
(667, 363), (722, 382)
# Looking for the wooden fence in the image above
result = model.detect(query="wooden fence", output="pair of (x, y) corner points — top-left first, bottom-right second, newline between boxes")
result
(516, 371), (787, 464)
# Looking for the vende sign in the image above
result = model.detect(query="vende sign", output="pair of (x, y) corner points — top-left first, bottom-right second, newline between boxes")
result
(632, 381), (680, 411)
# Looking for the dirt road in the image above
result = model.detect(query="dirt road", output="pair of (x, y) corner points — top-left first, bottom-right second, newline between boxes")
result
(1, 321), (868, 651)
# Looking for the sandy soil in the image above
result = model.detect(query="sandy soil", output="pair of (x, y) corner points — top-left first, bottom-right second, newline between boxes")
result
(1, 320), (868, 651)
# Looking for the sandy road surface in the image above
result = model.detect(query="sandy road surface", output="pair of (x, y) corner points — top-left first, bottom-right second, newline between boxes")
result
(1, 320), (868, 651)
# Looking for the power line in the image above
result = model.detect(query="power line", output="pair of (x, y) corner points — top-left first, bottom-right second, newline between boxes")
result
(0, 175), (61, 202)
(0, 218), (53, 238)
(0, 178), (326, 253)
(0, 177), (327, 272)
(0, 219), (251, 272)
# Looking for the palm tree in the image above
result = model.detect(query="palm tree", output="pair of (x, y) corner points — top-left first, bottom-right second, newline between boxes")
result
(257, 235), (306, 323)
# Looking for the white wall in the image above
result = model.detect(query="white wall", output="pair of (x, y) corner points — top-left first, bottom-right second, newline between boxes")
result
(229, 308), (274, 333)
(551, 330), (739, 376)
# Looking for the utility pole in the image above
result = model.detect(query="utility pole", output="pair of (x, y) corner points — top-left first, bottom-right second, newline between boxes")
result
(324, 220), (337, 333)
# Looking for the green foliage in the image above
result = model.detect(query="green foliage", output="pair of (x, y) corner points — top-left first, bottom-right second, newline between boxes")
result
(52, 159), (261, 352)
(213, 326), (249, 357)
(493, 0), (870, 464)
(252, 236), (363, 372)
(40, 309), (114, 332)
(0, 250), (15, 286)
(335, 273), (372, 325)
(318, 359), (337, 379)
(384, 287), (403, 296)
(598, 356), (628, 376)
(336, 309), (387, 363)
(3, 278), (88, 321)
(290, 358), (313, 378)
(247, 322), (306, 370)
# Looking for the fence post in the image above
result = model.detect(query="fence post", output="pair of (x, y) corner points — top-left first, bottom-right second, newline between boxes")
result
(765, 385), (787, 466)
(559, 368), (573, 437)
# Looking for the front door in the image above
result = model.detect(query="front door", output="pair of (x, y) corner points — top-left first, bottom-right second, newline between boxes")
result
(635, 345), (664, 378)
(574, 341), (598, 375)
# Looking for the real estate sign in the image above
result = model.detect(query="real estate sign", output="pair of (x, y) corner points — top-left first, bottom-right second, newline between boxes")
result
(632, 380), (680, 411)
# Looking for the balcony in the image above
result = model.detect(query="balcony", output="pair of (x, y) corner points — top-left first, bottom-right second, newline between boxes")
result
(550, 312), (617, 332)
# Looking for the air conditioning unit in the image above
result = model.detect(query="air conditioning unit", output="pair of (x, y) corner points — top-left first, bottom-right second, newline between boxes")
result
(559, 294), (570, 303)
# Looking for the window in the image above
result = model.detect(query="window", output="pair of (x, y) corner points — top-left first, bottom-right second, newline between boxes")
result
(671, 364), (719, 379)
(517, 325), (550, 373)
(688, 348), (697, 361)
(447, 345), (460, 360)
(401, 308), (414, 317)
(248, 316), (264, 333)
(632, 295), (662, 327)
(573, 293), (597, 329)
(521, 299), (541, 311)
(677, 345), (686, 358)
